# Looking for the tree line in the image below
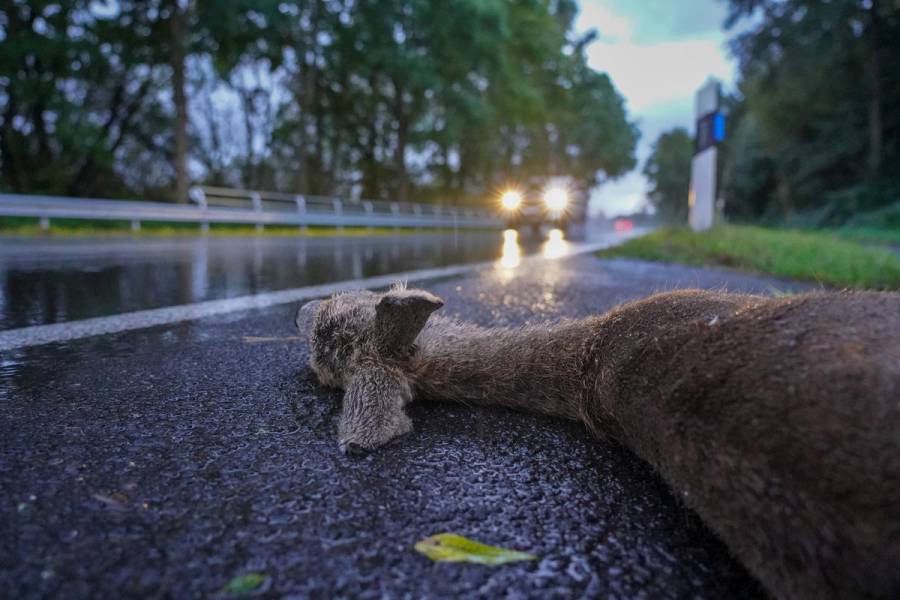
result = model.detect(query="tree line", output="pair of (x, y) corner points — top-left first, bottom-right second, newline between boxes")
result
(645, 0), (900, 228)
(0, 0), (639, 207)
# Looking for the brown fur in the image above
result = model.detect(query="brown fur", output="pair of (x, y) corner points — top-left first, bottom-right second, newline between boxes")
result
(297, 286), (900, 599)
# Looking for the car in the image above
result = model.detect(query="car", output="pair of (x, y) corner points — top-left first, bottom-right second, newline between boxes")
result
(498, 179), (579, 233)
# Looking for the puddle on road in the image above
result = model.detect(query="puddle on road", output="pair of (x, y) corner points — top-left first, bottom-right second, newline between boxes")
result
(0, 227), (611, 331)
(0, 231), (555, 331)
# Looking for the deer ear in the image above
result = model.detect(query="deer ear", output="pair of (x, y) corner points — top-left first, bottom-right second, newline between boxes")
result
(295, 300), (322, 337)
(375, 287), (443, 355)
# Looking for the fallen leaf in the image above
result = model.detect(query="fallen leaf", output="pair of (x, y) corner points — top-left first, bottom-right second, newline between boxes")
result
(242, 335), (302, 344)
(414, 533), (536, 565)
(219, 573), (267, 596)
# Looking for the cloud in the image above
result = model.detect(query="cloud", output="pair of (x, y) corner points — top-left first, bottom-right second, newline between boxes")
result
(604, 0), (730, 43)
(577, 2), (634, 43)
(585, 37), (732, 112)
(578, 0), (733, 112)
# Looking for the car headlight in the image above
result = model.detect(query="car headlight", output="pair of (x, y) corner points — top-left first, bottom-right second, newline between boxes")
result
(543, 187), (568, 212)
(500, 190), (522, 210)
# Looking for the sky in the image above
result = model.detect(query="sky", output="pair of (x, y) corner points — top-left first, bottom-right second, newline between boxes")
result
(575, 0), (736, 217)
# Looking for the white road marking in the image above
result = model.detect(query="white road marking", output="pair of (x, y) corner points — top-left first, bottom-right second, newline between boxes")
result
(0, 240), (619, 351)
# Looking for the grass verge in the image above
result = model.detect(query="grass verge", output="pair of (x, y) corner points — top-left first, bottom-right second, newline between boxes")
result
(598, 225), (900, 290)
(832, 227), (900, 245)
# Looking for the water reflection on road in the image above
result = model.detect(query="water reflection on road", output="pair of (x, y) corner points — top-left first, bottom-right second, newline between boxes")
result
(541, 228), (570, 259)
(0, 229), (598, 330)
(499, 229), (523, 269)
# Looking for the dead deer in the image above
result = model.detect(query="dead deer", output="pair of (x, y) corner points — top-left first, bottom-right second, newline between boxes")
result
(295, 284), (900, 599)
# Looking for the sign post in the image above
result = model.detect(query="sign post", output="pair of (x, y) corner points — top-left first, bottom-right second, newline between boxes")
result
(689, 79), (724, 231)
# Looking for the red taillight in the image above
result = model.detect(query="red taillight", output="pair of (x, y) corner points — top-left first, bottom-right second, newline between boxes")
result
(614, 219), (633, 232)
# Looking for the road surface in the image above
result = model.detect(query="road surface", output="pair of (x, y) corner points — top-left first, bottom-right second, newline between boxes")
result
(0, 245), (812, 598)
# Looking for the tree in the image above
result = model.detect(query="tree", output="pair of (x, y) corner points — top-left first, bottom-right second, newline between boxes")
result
(720, 111), (779, 221)
(0, 1), (172, 198)
(168, 0), (191, 203)
(644, 128), (693, 224)
(721, 0), (900, 222)
(1, 0), (640, 209)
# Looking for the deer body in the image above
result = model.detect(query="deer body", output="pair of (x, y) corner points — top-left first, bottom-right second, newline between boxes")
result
(297, 287), (900, 599)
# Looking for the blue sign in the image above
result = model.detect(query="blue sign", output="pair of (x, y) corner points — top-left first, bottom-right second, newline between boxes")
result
(713, 112), (726, 143)
(695, 111), (726, 154)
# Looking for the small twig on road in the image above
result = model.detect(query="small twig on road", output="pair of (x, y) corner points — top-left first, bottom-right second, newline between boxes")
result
(242, 335), (303, 344)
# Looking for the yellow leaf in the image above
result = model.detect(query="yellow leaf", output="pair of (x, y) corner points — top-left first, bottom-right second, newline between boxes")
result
(414, 533), (535, 565)
(219, 573), (267, 596)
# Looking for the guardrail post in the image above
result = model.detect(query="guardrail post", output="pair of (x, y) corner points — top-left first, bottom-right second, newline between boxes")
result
(332, 198), (343, 232)
(189, 186), (207, 208)
(413, 204), (422, 231)
(251, 191), (263, 233)
(450, 207), (459, 232)
(294, 195), (307, 233)
(131, 219), (141, 232)
(190, 186), (209, 233)
(39, 216), (50, 231)
(363, 201), (374, 232)
(391, 202), (401, 232)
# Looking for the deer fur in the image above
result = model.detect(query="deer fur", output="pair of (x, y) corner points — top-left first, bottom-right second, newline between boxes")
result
(295, 284), (900, 600)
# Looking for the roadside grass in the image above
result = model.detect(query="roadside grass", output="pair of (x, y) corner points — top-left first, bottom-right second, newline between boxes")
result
(832, 227), (900, 245)
(598, 225), (900, 290)
(0, 216), (459, 238)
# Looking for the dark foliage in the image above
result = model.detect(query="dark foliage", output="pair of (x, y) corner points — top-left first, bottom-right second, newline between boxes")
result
(721, 0), (900, 224)
(0, 0), (638, 205)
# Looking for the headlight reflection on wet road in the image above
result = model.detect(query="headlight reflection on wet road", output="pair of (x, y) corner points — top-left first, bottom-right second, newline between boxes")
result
(541, 228), (569, 259)
(499, 229), (522, 269)
(497, 227), (571, 273)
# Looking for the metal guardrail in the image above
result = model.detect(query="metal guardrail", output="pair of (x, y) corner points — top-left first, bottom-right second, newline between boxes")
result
(0, 186), (503, 231)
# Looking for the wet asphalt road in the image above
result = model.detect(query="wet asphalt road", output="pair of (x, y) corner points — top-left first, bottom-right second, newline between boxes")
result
(0, 254), (813, 599)
(0, 231), (523, 330)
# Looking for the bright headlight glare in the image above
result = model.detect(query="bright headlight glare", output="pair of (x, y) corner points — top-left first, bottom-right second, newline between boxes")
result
(544, 187), (568, 211)
(501, 190), (522, 210)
